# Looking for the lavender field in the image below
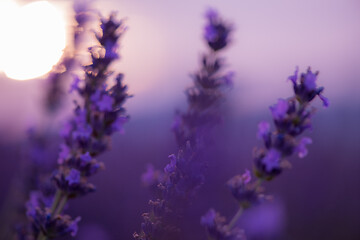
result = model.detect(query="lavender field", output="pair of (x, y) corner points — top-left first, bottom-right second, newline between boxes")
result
(0, 0), (359, 239)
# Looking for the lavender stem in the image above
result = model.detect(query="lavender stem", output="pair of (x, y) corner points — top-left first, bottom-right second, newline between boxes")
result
(54, 195), (68, 217)
(36, 191), (63, 240)
(49, 190), (62, 214)
(228, 207), (243, 230)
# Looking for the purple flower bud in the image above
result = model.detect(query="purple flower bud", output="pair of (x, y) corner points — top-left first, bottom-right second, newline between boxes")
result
(69, 216), (81, 237)
(96, 94), (114, 111)
(73, 124), (93, 140)
(164, 154), (177, 174)
(227, 170), (259, 207)
(90, 90), (101, 103)
(26, 191), (41, 219)
(205, 8), (218, 22)
(302, 68), (318, 91)
(319, 94), (330, 107)
(262, 148), (281, 173)
(296, 137), (312, 158)
(66, 169), (81, 185)
(288, 66), (299, 86)
(242, 169), (251, 184)
(104, 41), (119, 61)
(200, 208), (217, 228)
(290, 67), (328, 105)
(204, 8), (232, 51)
(257, 121), (271, 147)
(80, 152), (92, 165)
(270, 99), (289, 120)
(58, 144), (71, 164)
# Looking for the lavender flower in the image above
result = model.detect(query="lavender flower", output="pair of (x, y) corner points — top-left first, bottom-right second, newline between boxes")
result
(204, 8), (233, 52)
(227, 170), (261, 209)
(24, 13), (129, 240)
(202, 67), (328, 239)
(288, 67), (329, 107)
(255, 68), (328, 179)
(135, 8), (233, 240)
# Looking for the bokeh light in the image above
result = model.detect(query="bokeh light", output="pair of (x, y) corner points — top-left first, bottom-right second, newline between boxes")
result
(0, 0), (66, 80)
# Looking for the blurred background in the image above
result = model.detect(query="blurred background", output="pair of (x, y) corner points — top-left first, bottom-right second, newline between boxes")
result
(0, 0), (359, 239)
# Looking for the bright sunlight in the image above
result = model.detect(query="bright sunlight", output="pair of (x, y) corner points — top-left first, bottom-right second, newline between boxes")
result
(0, 0), (66, 81)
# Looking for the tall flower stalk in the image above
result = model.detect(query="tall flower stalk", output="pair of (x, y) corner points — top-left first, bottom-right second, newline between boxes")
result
(24, 13), (129, 240)
(201, 67), (329, 240)
(134, 8), (233, 240)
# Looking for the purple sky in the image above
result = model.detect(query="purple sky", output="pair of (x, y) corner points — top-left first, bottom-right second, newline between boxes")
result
(0, 0), (359, 138)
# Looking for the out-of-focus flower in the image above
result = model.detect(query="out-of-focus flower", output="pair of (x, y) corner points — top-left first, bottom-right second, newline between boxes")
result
(227, 170), (260, 208)
(204, 8), (233, 52)
(270, 99), (289, 121)
(135, 8), (234, 240)
(295, 137), (313, 158)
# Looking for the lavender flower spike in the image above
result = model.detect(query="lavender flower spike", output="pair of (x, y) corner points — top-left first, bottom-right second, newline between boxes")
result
(204, 8), (233, 52)
(25, 13), (129, 240)
(202, 68), (328, 239)
(135, 8), (233, 240)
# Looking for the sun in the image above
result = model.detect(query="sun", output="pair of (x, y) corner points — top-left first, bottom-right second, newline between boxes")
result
(0, 0), (66, 81)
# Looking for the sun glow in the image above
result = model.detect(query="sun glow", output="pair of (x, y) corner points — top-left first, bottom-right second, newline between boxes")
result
(0, 0), (66, 81)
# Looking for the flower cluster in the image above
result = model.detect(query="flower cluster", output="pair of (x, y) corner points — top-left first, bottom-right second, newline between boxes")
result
(201, 68), (328, 239)
(135, 8), (233, 240)
(24, 13), (129, 240)
(254, 67), (328, 180)
(204, 8), (233, 52)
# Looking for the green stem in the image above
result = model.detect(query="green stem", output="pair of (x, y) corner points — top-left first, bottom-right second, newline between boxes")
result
(36, 190), (65, 240)
(54, 195), (68, 217)
(50, 190), (62, 215)
(228, 207), (243, 230)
